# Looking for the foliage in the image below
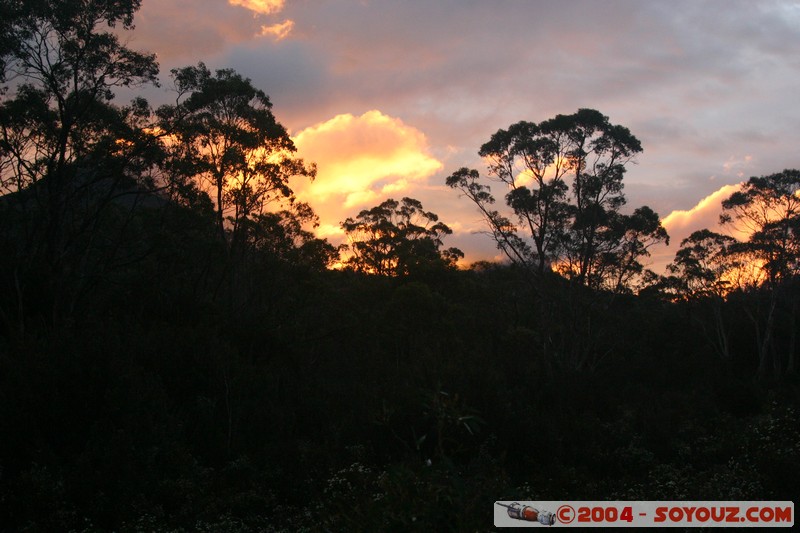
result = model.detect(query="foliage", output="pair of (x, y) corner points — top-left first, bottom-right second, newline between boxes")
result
(341, 197), (463, 276)
(0, 0), (159, 195)
(242, 203), (339, 270)
(660, 170), (800, 380)
(720, 169), (800, 286)
(446, 109), (668, 291)
(665, 229), (742, 298)
(156, 63), (316, 247)
(0, 4), (799, 530)
(0, 0), (161, 327)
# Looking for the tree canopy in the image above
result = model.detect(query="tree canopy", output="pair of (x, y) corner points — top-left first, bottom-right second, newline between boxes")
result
(446, 108), (667, 292)
(0, 0), (160, 321)
(1, 0), (159, 198)
(341, 197), (463, 276)
(1, 3), (799, 530)
(720, 169), (800, 286)
(156, 63), (316, 249)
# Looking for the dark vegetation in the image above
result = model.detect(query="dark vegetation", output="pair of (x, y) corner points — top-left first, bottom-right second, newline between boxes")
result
(1, 2), (798, 531)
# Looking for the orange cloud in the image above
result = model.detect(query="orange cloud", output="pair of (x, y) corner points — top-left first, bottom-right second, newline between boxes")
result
(228, 0), (285, 15)
(261, 20), (294, 41)
(293, 110), (442, 207)
(290, 110), (443, 246)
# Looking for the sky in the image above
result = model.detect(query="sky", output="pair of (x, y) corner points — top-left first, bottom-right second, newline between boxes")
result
(124, 0), (800, 272)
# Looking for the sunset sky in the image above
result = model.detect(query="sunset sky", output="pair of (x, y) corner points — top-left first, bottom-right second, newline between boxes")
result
(125, 0), (800, 272)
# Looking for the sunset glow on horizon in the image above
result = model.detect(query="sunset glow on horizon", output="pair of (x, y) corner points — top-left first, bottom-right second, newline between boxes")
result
(127, 0), (800, 272)
(7, 4), (800, 528)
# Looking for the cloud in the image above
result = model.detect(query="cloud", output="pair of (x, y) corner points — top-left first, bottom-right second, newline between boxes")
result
(290, 110), (443, 244)
(129, 0), (290, 62)
(293, 110), (442, 208)
(229, 0), (285, 15)
(121, 0), (800, 271)
(643, 183), (745, 272)
(722, 154), (754, 178)
(260, 20), (294, 41)
(662, 183), (743, 239)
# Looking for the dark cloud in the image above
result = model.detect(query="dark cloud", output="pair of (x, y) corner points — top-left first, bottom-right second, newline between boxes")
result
(220, 40), (328, 125)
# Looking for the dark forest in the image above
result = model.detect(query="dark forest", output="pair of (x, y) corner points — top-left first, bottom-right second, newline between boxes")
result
(1, 2), (798, 531)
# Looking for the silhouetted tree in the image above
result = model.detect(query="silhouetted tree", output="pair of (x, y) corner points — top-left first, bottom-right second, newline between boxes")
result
(0, 0), (159, 324)
(666, 230), (741, 299)
(3, 7), (800, 530)
(0, 0), (159, 199)
(157, 63), (315, 248)
(663, 229), (742, 359)
(581, 205), (669, 293)
(446, 109), (667, 291)
(471, 120), (572, 273)
(341, 197), (463, 276)
(720, 169), (800, 287)
(243, 202), (339, 270)
(719, 169), (800, 379)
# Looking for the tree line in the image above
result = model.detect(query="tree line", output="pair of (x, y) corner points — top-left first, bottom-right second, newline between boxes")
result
(1, 1), (798, 531)
(2, 1), (796, 307)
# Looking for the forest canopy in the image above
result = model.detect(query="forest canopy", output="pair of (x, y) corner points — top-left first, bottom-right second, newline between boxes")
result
(1, 1), (798, 531)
